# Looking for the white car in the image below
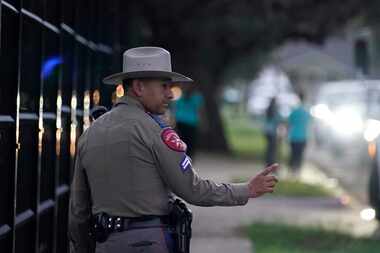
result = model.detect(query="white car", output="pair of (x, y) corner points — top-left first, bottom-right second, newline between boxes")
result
(311, 80), (380, 145)
(311, 80), (380, 220)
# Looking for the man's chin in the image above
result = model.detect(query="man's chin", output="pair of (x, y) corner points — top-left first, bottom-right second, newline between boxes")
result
(144, 104), (167, 115)
(153, 108), (167, 115)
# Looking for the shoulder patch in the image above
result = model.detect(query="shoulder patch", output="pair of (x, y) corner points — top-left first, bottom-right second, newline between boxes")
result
(161, 128), (187, 152)
(180, 154), (192, 172)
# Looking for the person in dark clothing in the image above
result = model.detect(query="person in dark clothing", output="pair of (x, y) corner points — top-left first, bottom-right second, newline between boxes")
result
(264, 97), (280, 166)
(90, 106), (108, 122)
(174, 86), (204, 158)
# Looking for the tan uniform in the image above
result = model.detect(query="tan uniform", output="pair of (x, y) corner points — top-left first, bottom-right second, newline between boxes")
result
(69, 95), (249, 252)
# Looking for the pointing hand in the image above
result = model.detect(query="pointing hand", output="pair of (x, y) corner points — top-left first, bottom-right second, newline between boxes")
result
(248, 163), (279, 198)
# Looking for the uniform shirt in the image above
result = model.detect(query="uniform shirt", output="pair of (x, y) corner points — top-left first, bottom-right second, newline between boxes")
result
(69, 95), (249, 252)
(288, 105), (311, 142)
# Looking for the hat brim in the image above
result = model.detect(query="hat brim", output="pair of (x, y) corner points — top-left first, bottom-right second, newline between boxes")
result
(103, 71), (193, 85)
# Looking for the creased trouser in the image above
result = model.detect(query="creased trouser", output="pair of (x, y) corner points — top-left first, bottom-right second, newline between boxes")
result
(95, 226), (174, 253)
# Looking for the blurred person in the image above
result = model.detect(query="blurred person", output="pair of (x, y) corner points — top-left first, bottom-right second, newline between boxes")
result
(69, 47), (280, 253)
(287, 92), (311, 174)
(264, 97), (280, 166)
(90, 106), (108, 123)
(174, 85), (204, 158)
(92, 89), (101, 106)
(111, 90), (118, 106)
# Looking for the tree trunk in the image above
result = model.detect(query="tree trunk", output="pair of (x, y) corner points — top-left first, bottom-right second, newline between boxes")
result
(197, 72), (230, 153)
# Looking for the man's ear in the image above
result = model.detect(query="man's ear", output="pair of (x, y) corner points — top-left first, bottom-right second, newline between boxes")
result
(131, 79), (144, 97)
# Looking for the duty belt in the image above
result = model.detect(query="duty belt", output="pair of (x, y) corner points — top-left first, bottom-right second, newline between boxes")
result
(117, 216), (169, 231)
(91, 213), (169, 243)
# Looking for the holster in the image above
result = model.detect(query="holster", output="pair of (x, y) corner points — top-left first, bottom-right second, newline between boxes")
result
(169, 199), (193, 253)
(89, 212), (121, 243)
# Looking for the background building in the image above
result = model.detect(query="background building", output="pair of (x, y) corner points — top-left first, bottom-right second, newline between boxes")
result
(272, 26), (373, 98)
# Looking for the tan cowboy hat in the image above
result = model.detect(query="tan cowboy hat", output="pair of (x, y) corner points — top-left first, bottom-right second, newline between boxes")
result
(103, 47), (193, 84)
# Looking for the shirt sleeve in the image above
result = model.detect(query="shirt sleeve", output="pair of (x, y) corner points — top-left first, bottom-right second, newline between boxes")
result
(145, 122), (249, 207)
(68, 139), (93, 253)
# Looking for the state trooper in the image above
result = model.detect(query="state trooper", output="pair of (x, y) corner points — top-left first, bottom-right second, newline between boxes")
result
(69, 47), (279, 253)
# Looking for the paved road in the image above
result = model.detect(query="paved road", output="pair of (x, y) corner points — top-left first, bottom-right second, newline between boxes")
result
(189, 153), (378, 253)
(307, 136), (371, 202)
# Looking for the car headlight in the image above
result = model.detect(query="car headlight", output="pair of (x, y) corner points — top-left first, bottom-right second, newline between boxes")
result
(310, 104), (333, 122)
(364, 119), (380, 142)
(330, 107), (364, 136)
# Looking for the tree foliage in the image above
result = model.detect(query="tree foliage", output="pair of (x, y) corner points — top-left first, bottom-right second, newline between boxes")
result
(116, 0), (368, 151)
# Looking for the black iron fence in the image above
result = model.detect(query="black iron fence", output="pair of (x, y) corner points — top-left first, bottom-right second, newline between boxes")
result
(0, 0), (120, 252)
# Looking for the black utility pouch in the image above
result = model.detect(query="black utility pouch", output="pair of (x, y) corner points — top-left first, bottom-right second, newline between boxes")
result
(90, 212), (114, 243)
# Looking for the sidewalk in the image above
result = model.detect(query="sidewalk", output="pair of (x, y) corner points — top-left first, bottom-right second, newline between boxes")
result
(190, 153), (378, 253)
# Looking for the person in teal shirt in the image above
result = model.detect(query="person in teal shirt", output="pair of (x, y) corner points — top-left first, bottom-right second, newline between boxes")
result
(288, 93), (311, 173)
(174, 86), (204, 157)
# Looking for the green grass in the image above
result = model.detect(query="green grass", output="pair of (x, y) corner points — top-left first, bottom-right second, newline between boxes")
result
(225, 118), (267, 160)
(230, 178), (332, 197)
(247, 222), (380, 253)
(222, 106), (288, 162)
(273, 180), (332, 197)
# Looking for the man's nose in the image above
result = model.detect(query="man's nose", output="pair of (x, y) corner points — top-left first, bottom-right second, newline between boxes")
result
(167, 87), (174, 100)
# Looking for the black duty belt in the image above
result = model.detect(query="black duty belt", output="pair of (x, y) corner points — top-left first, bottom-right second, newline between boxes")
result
(91, 199), (193, 253)
(118, 216), (169, 231)
(91, 213), (170, 243)
(92, 213), (169, 234)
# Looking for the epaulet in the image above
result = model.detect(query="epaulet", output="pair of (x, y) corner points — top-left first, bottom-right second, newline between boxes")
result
(146, 112), (169, 129)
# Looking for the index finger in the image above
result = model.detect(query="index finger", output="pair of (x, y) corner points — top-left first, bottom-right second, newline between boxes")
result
(260, 163), (279, 176)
